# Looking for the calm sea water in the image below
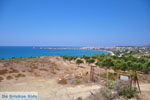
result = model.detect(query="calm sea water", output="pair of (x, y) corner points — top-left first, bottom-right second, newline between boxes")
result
(0, 46), (108, 59)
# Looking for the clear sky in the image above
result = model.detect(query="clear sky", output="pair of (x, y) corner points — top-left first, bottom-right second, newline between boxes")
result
(0, 0), (150, 46)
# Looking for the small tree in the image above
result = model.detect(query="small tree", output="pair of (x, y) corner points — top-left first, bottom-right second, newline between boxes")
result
(142, 61), (150, 74)
(86, 58), (95, 65)
(76, 59), (83, 67)
(96, 60), (104, 75)
(101, 58), (114, 82)
(62, 56), (68, 61)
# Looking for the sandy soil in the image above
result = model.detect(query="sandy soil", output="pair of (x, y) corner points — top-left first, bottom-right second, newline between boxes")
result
(138, 83), (150, 100)
(0, 56), (150, 100)
(0, 56), (102, 100)
(0, 78), (101, 100)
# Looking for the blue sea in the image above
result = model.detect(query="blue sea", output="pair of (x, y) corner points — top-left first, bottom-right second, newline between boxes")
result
(0, 46), (108, 59)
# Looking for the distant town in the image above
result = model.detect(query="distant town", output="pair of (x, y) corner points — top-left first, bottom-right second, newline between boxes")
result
(39, 45), (150, 58)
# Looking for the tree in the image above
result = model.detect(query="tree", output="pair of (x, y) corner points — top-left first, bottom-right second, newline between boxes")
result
(76, 59), (83, 66)
(101, 57), (114, 82)
(62, 56), (68, 61)
(62, 56), (77, 63)
(96, 60), (104, 75)
(142, 61), (150, 74)
(86, 58), (95, 65)
(120, 61), (128, 71)
(113, 60), (122, 71)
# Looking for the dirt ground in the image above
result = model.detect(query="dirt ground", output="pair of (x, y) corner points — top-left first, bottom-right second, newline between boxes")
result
(0, 56), (150, 100)
(0, 77), (101, 100)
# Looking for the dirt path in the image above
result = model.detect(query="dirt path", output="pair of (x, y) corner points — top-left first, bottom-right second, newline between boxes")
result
(140, 83), (150, 92)
(138, 83), (150, 100)
(0, 78), (101, 100)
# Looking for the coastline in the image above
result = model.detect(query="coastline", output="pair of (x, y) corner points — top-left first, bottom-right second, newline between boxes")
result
(39, 47), (113, 55)
(0, 47), (109, 59)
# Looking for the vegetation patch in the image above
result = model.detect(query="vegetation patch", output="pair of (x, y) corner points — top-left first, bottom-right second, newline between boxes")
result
(28, 69), (33, 73)
(6, 76), (13, 80)
(87, 80), (139, 100)
(32, 65), (38, 69)
(51, 71), (56, 74)
(15, 73), (25, 78)
(118, 86), (138, 99)
(39, 68), (48, 71)
(74, 79), (82, 84)
(76, 59), (84, 66)
(9, 68), (19, 73)
(58, 78), (67, 85)
(0, 69), (8, 75)
(100, 72), (115, 80)
(22, 70), (26, 72)
(34, 73), (40, 77)
(3, 62), (10, 67)
(0, 76), (4, 82)
(105, 80), (116, 89)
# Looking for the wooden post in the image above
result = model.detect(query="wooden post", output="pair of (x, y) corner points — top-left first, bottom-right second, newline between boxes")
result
(135, 71), (141, 94)
(90, 66), (95, 81)
(137, 76), (141, 94)
(132, 71), (141, 94)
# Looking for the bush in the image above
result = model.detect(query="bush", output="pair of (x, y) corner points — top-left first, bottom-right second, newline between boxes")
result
(6, 76), (13, 80)
(76, 59), (83, 65)
(119, 86), (138, 99)
(100, 72), (115, 80)
(0, 69), (8, 75)
(58, 78), (67, 85)
(39, 68), (48, 71)
(34, 73), (40, 77)
(100, 87), (114, 100)
(105, 80), (116, 89)
(101, 80), (138, 100)
(113, 80), (130, 92)
(0, 76), (4, 82)
(9, 68), (19, 73)
(15, 73), (25, 78)
(74, 79), (82, 84)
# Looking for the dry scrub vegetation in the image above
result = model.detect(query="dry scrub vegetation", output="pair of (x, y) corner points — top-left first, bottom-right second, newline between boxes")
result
(0, 56), (150, 100)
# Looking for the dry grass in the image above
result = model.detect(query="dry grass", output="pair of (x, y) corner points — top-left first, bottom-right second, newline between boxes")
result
(3, 62), (10, 67)
(76, 97), (82, 100)
(0, 69), (8, 75)
(55, 66), (60, 70)
(34, 73), (40, 77)
(39, 68), (48, 71)
(74, 79), (82, 84)
(58, 78), (67, 85)
(51, 70), (56, 74)
(22, 70), (26, 72)
(9, 68), (19, 73)
(65, 68), (70, 71)
(6, 76), (13, 80)
(0, 76), (4, 82)
(32, 65), (38, 69)
(28, 69), (33, 73)
(15, 73), (25, 78)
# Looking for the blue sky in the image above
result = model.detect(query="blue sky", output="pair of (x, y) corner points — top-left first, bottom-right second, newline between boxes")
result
(0, 0), (149, 46)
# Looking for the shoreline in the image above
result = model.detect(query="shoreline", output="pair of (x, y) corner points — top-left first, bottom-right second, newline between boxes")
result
(0, 47), (110, 60)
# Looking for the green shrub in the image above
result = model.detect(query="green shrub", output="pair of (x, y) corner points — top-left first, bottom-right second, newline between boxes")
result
(118, 86), (138, 99)
(100, 87), (114, 100)
(76, 59), (83, 65)
(74, 79), (82, 84)
(105, 80), (116, 89)
(100, 72), (115, 80)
